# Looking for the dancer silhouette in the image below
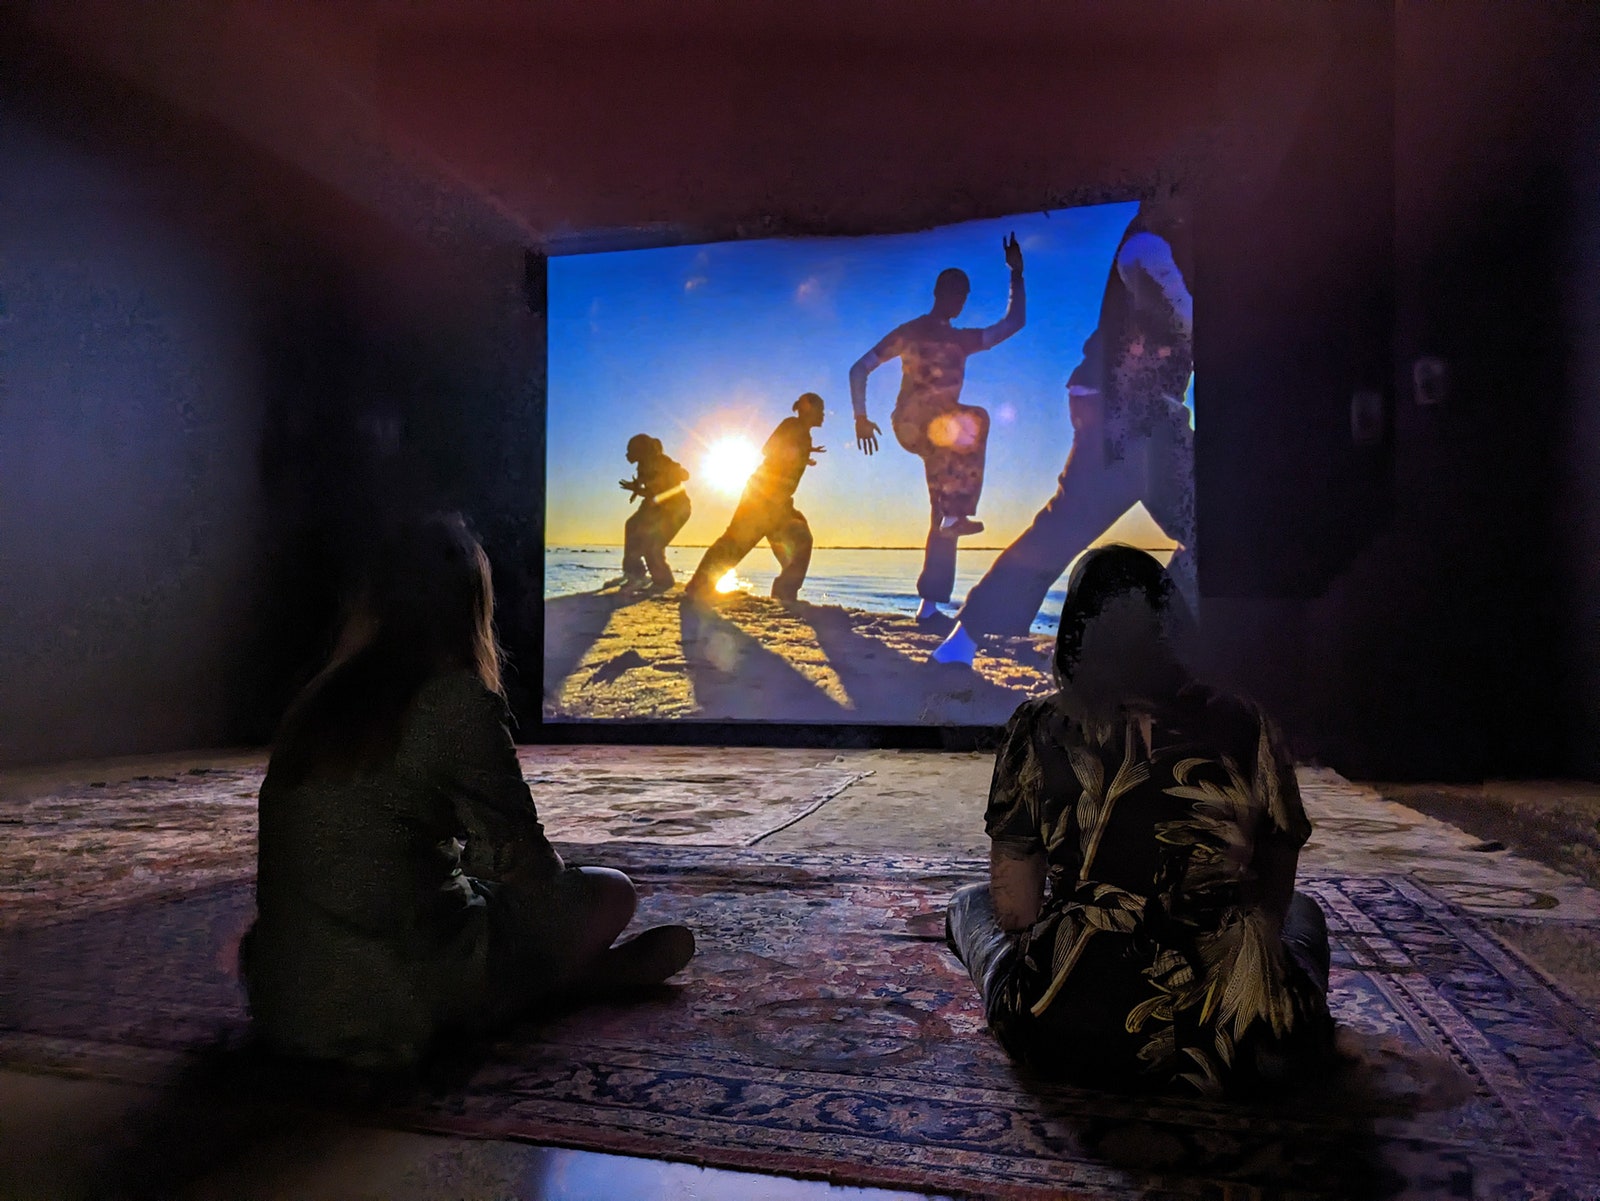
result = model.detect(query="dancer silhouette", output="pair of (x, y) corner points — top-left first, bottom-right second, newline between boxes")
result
(850, 235), (1026, 620)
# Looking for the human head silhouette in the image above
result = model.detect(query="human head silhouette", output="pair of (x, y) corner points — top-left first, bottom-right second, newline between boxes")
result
(932, 268), (970, 319)
(794, 392), (825, 428)
(625, 434), (662, 464)
(1052, 544), (1192, 719)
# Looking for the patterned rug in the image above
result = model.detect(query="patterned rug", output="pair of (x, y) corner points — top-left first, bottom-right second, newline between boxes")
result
(1, 846), (1596, 1200)
(0, 751), (863, 929)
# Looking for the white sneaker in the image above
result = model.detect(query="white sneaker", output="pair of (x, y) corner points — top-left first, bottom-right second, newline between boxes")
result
(929, 624), (977, 665)
(915, 599), (941, 622)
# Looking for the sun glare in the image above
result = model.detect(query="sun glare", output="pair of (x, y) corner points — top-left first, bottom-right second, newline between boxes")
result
(702, 436), (762, 497)
(714, 569), (742, 594)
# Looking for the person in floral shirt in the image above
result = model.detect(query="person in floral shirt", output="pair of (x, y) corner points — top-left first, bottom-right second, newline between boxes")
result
(946, 545), (1334, 1094)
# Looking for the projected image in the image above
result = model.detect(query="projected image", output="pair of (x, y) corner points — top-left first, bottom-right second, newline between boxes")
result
(544, 198), (1194, 724)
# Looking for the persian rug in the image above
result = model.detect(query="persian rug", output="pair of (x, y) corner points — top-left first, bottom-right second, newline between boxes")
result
(1297, 769), (1600, 921)
(1, 846), (1596, 1200)
(0, 752), (863, 929)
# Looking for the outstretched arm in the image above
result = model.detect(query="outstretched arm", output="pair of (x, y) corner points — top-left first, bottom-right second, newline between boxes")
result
(979, 232), (1027, 350)
(850, 328), (902, 454)
(848, 350), (880, 421)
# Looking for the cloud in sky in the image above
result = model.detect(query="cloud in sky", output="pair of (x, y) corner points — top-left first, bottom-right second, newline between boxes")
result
(794, 275), (829, 309)
(684, 274), (708, 292)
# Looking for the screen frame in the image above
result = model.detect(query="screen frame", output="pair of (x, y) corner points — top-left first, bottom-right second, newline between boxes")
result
(518, 189), (1174, 749)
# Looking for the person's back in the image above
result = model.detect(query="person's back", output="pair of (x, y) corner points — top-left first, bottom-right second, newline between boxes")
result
(246, 514), (695, 1070)
(978, 686), (1327, 1090)
(946, 545), (1333, 1095)
(250, 670), (507, 1067)
(636, 449), (689, 499)
(745, 414), (814, 504)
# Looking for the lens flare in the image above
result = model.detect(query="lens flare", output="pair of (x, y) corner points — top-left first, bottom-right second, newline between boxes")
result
(702, 436), (762, 497)
(927, 410), (981, 451)
(715, 569), (741, 594)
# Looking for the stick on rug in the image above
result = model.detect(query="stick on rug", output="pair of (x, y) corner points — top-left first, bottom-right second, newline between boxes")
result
(0, 751), (864, 928)
(1, 846), (1595, 1200)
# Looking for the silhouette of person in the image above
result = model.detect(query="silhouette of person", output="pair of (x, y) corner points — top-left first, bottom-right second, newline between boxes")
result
(685, 393), (826, 603)
(850, 234), (1026, 620)
(933, 201), (1195, 665)
(616, 434), (692, 592)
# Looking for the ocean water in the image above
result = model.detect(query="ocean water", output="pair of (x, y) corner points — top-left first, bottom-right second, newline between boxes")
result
(545, 544), (1069, 635)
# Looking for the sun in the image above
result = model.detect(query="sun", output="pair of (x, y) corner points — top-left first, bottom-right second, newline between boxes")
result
(701, 436), (762, 498)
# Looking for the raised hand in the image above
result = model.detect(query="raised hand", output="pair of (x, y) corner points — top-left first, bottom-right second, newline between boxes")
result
(855, 416), (882, 455)
(1004, 231), (1024, 274)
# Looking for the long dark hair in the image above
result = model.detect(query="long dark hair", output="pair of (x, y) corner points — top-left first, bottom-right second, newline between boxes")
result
(1052, 544), (1191, 728)
(268, 513), (502, 787)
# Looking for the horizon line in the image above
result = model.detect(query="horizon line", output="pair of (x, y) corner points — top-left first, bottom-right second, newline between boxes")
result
(547, 543), (1013, 552)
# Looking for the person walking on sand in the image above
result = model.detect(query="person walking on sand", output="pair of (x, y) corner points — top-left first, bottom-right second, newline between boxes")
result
(614, 434), (692, 592)
(932, 199), (1195, 666)
(685, 393), (825, 603)
(849, 233), (1026, 621)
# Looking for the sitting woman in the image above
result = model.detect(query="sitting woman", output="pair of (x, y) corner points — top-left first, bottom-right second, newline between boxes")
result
(243, 514), (695, 1070)
(947, 545), (1333, 1095)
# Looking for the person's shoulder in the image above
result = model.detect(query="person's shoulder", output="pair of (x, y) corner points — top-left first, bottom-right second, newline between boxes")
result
(1004, 694), (1063, 739)
(1119, 230), (1171, 259)
(1176, 681), (1261, 727)
(1174, 682), (1280, 764)
(1118, 231), (1184, 282)
(413, 670), (506, 724)
(889, 315), (934, 341)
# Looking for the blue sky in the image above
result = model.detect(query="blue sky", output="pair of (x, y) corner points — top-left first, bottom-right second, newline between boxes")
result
(546, 200), (1184, 548)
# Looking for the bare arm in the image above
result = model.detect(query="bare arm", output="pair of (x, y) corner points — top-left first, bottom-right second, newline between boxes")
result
(978, 232), (1027, 350)
(849, 350), (881, 420)
(990, 842), (1047, 932)
(851, 335), (896, 454)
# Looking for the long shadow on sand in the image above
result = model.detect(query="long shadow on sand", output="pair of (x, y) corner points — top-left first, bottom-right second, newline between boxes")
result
(786, 601), (1039, 725)
(543, 589), (652, 704)
(679, 599), (852, 723)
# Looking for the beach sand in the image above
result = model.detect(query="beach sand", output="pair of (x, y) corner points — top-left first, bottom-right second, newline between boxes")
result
(543, 588), (1055, 724)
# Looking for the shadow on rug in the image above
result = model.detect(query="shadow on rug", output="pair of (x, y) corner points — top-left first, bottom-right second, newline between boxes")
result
(1, 847), (1596, 1200)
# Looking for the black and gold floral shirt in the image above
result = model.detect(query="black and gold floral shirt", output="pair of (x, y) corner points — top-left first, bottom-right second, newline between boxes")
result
(983, 686), (1327, 1094)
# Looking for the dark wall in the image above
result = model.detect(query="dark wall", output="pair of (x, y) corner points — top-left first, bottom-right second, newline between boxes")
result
(0, 32), (544, 765)
(1282, 1), (1594, 780)
(1565, 69), (1600, 780)
(5, 3), (1596, 778)
(0, 101), (268, 764)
